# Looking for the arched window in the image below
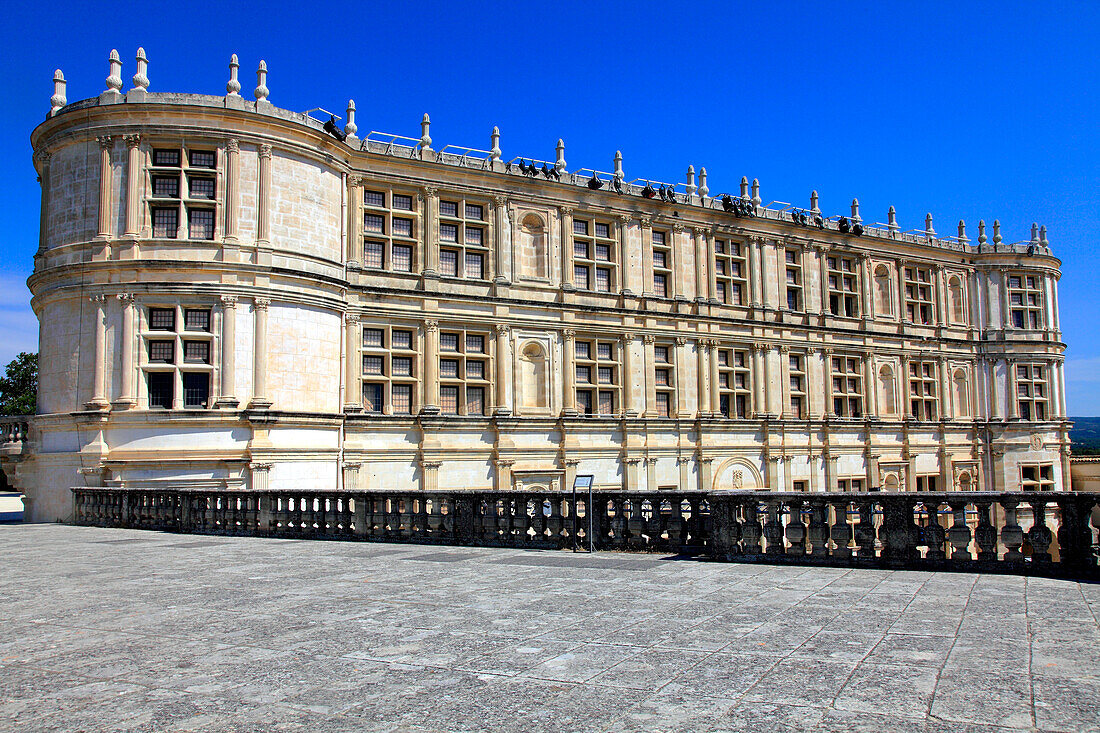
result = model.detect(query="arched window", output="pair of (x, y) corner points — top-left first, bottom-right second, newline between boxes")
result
(518, 341), (548, 410)
(517, 214), (547, 279)
(948, 276), (965, 324)
(953, 368), (969, 418)
(884, 473), (900, 491)
(878, 364), (897, 415)
(958, 472), (972, 492)
(873, 265), (893, 317)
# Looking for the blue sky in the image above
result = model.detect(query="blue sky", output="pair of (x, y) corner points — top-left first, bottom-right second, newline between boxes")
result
(4, 1), (1099, 412)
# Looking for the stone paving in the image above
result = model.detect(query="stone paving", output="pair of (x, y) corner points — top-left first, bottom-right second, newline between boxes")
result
(1, 525), (1099, 733)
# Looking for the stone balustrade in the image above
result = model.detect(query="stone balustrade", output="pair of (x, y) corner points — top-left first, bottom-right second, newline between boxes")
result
(0, 417), (31, 458)
(70, 488), (1100, 578)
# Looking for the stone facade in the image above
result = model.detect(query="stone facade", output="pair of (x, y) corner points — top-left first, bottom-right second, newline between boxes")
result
(4, 53), (1071, 521)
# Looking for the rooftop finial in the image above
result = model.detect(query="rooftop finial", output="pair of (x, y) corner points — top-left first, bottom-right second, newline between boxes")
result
(132, 47), (149, 91)
(613, 151), (624, 183)
(254, 60), (269, 101)
(686, 165), (697, 196)
(751, 178), (761, 206)
(344, 100), (357, 138)
(1040, 225), (1049, 246)
(419, 113), (432, 151)
(1030, 222), (1040, 244)
(978, 219), (987, 245)
(957, 219), (969, 243)
(555, 138), (566, 173)
(698, 167), (709, 199)
(810, 190), (820, 214)
(226, 54), (241, 96)
(992, 219), (1002, 244)
(925, 212), (935, 237)
(489, 127), (502, 162)
(105, 49), (123, 95)
(740, 176), (749, 200)
(49, 69), (66, 116)
(851, 198), (861, 224)
(888, 206), (899, 234)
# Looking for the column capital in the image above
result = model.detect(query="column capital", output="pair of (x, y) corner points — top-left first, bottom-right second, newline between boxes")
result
(642, 334), (656, 344)
(253, 297), (270, 311)
(346, 313), (360, 324)
(258, 143), (272, 159)
(493, 194), (508, 207)
(422, 185), (438, 198)
(807, 346), (817, 355)
(562, 328), (577, 340)
(822, 346), (834, 356)
(618, 213), (632, 225)
(618, 331), (634, 345)
(420, 460), (443, 470)
(692, 226), (707, 238)
(638, 216), (652, 228)
(779, 344), (791, 354)
(751, 341), (768, 353)
(494, 324), (510, 336)
(348, 174), (363, 188)
(423, 319), (439, 333)
(97, 135), (113, 150)
(33, 148), (52, 167)
(558, 205), (573, 216)
(123, 133), (141, 148)
(89, 294), (107, 304)
(702, 338), (719, 348)
(225, 138), (240, 154)
(117, 292), (135, 305)
(675, 336), (688, 346)
(564, 458), (581, 467)
(220, 294), (238, 307)
(672, 223), (684, 234)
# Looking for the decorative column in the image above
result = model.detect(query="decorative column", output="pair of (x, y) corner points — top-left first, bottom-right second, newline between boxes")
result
(899, 354), (911, 420)
(674, 337), (688, 415)
(495, 458), (514, 492)
(863, 353), (877, 418)
(991, 357), (1005, 420)
(34, 150), (51, 255)
(344, 314), (361, 412)
(1057, 358), (1068, 418)
(224, 139), (240, 246)
(705, 230), (719, 302)
(708, 340), (721, 415)
(1005, 357), (1020, 419)
(494, 324), (511, 416)
(640, 218), (655, 297)
(250, 298), (271, 409)
(250, 462), (272, 492)
(560, 206), (575, 290)
(422, 319), (440, 413)
(494, 195), (510, 285)
(935, 266), (947, 327)
(780, 345), (792, 419)
(671, 224), (686, 300)
(693, 229), (708, 302)
(807, 347), (822, 419)
(562, 329), (578, 416)
(95, 136), (113, 241)
(618, 215), (636, 296)
(764, 345), (780, 416)
(823, 347), (835, 417)
(643, 334), (657, 417)
(749, 237), (762, 308)
(1051, 275), (1061, 338)
(938, 357), (950, 418)
(645, 457), (658, 492)
(620, 333), (637, 416)
(86, 295), (109, 409)
(751, 343), (766, 417)
(859, 253), (872, 321)
(896, 258), (909, 323)
(759, 238), (775, 310)
(123, 134), (142, 238)
(347, 175), (363, 264)
(422, 186), (439, 278)
(114, 293), (136, 409)
(256, 144), (272, 249)
(998, 269), (1011, 330)
(696, 339), (710, 417)
(216, 296), (239, 408)
(818, 245), (831, 314)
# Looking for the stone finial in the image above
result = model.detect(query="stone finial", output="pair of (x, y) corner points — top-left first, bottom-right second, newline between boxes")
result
(992, 219), (1003, 244)
(105, 49), (123, 94)
(698, 167), (709, 198)
(132, 47), (149, 90)
(254, 60), (269, 101)
(1039, 225), (1049, 246)
(851, 198), (861, 223)
(226, 54), (241, 96)
(887, 205), (899, 233)
(49, 69), (66, 116)
(489, 127), (501, 162)
(1030, 222), (1040, 243)
(957, 219), (969, 243)
(740, 176), (749, 200)
(344, 100), (358, 137)
(925, 213), (935, 237)
(686, 165), (697, 196)
(810, 190), (820, 214)
(554, 138), (566, 172)
(613, 150), (624, 182)
(751, 178), (762, 206)
(420, 113), (432, 151)
(978, 219), (987, 245)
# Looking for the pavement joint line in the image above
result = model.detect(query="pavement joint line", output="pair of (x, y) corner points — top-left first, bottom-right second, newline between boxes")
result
(1025, 576), (1039, 730)
(926, 571), (981, 723)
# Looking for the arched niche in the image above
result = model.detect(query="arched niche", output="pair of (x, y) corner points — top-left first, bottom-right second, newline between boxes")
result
(712, 457), (764, 491)
(516, 213), (547, 280)
(953, 368), (969, 417)
(517, 340), (548, 411)
(948, 276), (965, 324)
(874, 264), (893, 317)
(878, 364), (897, 416)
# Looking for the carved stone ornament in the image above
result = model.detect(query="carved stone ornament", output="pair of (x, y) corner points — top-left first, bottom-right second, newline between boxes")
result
(226, 138), (240, 154)
(123, 134), (141, 148)
(731, 470), (743, 489)
(258, 144), (272, 159)
(97, 135), (113, 150)
(220, 295), (238, 307)
(1030, 434), (1044, 451)
(253, 297), (271, 310)
(642, 334), (656, 344)
(423, 319), (439, 333)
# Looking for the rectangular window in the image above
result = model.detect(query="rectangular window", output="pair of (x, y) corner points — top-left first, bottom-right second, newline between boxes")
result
(576, 365), (592, 384)
(364, 190), (386, 207)
(577, 389), (593, 415)
(574, 266), (590, 290)
(827, 254), (860, 318)
(652, 230), (672, 297)
(182, 372), (209, 408)
(393, 245), (413, 272)
(440, 333), (459, 351)
(183, 341), (210, 364)
(440, 201), (458, 217)
(440, 250), (458, 276)
(364, 214), (385, 234)
(440, 223), (458, 242)
(904, 266), (935, 324)
(831, 356), (863, 417)
(440, 359), (459, 378)
(466, 386), (485, 415)
(466, 335), (485, 353)
(149, 308), (175, 330)
(465, 204), (483, 220)
(188, 150), (216, 168)
(148, 340), (174, 363)
(188, 177), (215, 200)
(358, 185), (418, 273)
(1008, 272), (1044, 330)
(363, 328), (384, 347)
(572, 214), (618, 293)
(785, 249), (803, 311)
(716, 346), (751, 418)
(464, 252), (484, 279)
(392, 330), (413, 349)
(363, 356), (384, 375)
(392, 194), (413, 211)
(1021, 464), (1055, 491)
(147, 372), (173, 409)
(575, 337), (620, 416)
(655, 392), (671, 418)
(363, 383), (384, 413)
(440, 386), (459, 414)
(153, 175), (179, 198)
(391, 384), (412, 414)
(152, 207), (179, 238)
(184, 309), (210, 332)
(714, 239), (748, 306)
(153, 149), (181, 167)
(598, 390), (615, 415)
(392, 357), (412, 376)
(1016, 364), (1049, 421)
(908, 360), (939, 421)
(364, 241), (385, 268)
(466, 360), (485, 380)
(392, 218), (413, 237)
(188, 209), (215, 240)
(788, 353), (806, 419)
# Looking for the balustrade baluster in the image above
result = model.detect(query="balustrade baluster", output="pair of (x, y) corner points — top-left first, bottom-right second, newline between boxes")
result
(853, 500), (876, 559)
(1027, 498), (1053, 564)
(1000, 498), (1024, 562)
(741, 500), (764, 556)
(946, 500), (973, 561)
(785, 499), (807, 556)
(829, 501), (852, 558)
(763, 501), (784, 555)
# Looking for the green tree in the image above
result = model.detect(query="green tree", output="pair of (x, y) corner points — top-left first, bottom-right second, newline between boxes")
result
(0, 352), (37, 415)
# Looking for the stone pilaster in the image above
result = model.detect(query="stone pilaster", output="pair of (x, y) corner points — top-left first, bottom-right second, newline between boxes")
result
(696, 339), (710, 417)
(494, 324), (511, 416)
(215, 295), (239, 408)
(86, 295), (109, 410)
(122, 134), (142, 239)
(640, 218), (654, 298)
(620, 332), (637, 416)
(256, 144), (272, 249)
(421, 319), (440, 413)
(112, 293), (137, 410)
(562, 329), (578, 416)
(347, 175), (362, 265)
(34, 150), (51, 255)
(422, 186), (439, 279)
(95, 136), (113, 241)
(560, 206), (575, 291)
(224, 139), (240, 246)
(344, 314), (362, 412)
(493, 195), (510, 285)
(642, 334), (657, 418)
(249, 298), (272, 409)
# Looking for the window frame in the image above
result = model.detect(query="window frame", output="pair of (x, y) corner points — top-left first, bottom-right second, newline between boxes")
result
(146, 144), (218, 241)
(438, 194), (490, 281)
(361, 186), (419, 274)
(140, 303), (214, 409)
(359, 323), (419, 415)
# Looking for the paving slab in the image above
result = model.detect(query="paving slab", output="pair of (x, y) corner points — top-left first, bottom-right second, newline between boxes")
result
(1, 524), (1098, 732)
